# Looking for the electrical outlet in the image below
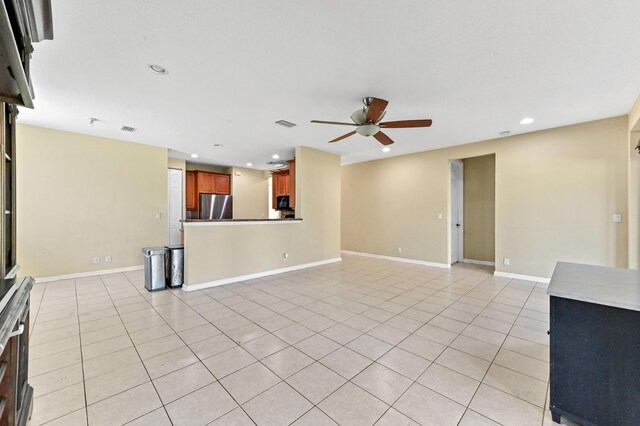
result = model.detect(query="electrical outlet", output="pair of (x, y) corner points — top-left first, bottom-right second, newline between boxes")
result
(503, 258), (510, 266)
(105, 256), (112, 263)
(155, 212), (162, 219)
(613, 213), (622, 223)
(93, 256), (100, 264)
(283, 252), (288, 261)
(397, 247), (402, 253)
(437, 213), (443, 220)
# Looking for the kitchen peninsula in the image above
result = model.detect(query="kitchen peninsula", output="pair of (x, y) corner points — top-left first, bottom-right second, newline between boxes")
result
(181, 147), (341, 291)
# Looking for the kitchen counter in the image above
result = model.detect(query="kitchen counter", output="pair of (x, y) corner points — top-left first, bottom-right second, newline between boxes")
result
(547, 261), (640, 311)
(182, 218), (302, 226)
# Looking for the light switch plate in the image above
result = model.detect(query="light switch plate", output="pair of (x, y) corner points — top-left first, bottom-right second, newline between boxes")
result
(613, 213), (622, 223)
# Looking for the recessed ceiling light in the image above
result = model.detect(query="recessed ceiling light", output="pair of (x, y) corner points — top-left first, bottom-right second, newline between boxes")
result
(246, 162), (253, 167)
(275, 120), (297, 128)
(499, 130), (511, 136)
(272, 154), (280, 159)
(149, 64), (168, 75)
(190, 154), (199, 158)
(382, 147), (391, 152)
(520, 117), (535, 125)
(213, 144), (224, 148)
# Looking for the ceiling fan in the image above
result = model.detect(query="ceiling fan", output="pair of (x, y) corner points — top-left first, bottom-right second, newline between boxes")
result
(311, 97), (432, 145)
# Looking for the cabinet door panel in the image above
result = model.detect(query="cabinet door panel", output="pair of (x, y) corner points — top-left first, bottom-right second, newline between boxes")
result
(214, 174), (230, 194)
(186, 171), (196, 210)
(198, 172), (215, 193)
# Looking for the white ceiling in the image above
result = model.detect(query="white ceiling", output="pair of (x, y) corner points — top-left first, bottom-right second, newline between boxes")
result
(18, 0), (640, 168)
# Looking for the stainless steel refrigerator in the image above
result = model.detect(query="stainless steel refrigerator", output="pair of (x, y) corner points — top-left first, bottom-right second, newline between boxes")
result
(199, 194), (233, 219)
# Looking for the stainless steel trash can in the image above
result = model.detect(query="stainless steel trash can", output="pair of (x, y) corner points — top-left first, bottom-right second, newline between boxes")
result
(142, 247), (168, 291)
(165, 245), (184, 288)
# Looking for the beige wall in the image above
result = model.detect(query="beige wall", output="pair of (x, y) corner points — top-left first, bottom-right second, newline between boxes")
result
(185, 162), (227, 173)
(184, 146), (340, 286)
(463, 155), (495, 262)
(17, 125), (168, 278)
(229, 167), (269, 219)
(628, 96), (640, 269)
(342, 116), (628, 278)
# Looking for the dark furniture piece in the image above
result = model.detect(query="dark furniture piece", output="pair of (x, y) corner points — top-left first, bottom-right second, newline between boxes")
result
(548, 262), (640, 425)
(0, 277), (33, 425)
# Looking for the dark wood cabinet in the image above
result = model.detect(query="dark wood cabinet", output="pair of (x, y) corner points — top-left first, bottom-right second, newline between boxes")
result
(185, 171), (196, 210)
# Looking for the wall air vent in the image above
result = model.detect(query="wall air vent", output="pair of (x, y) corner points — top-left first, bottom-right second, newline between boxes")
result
(120, 125), (137, 132)
(275, 120), (297, 128)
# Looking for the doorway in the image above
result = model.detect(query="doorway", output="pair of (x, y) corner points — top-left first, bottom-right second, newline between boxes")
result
(450, 155), (496, 267)
(450, 160), (464, 264)
(168, 168), (183, 245)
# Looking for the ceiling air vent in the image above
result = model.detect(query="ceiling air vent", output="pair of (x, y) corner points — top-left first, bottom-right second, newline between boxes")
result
(275, 120), (296, 128)
(120, 125), (137, 132)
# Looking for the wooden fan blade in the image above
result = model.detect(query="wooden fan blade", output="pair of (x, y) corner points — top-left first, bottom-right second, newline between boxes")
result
(365, 98), (389, 123)
(329, 131), (357, 143)
(373, 131), (394, 146)
(311, 120), (357, 126)
(379, 119), (432, 128)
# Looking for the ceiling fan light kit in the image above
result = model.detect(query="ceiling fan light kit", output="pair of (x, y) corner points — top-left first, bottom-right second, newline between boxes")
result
(356, 124), (380, 137)
(311, 97), (432, 146)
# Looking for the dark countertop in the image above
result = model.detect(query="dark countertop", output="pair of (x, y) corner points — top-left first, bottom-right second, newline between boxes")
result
(182, 218), (302, 223)
(547, 262), (640, 311)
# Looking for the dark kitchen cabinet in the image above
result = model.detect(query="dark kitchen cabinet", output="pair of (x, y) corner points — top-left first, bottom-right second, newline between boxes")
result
(548, 263), (640, 425)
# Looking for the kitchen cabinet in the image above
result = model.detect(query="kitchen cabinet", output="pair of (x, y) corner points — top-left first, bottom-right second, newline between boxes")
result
(288, 159), (295, 208)
(271, 160), (296, 209)
(197, 172), (215, 194)
(187, 171), (231, 212)
(214, 174), (230, 195)
(185, 171), (196, 210)
(548, 262), (640, 425)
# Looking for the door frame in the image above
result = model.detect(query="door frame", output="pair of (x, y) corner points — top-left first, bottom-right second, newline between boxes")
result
(450, 159), (464, 264)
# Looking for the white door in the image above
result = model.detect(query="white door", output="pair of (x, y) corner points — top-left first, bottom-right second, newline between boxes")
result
(168, 168), (183, 245)
(450, 160), (464, 264)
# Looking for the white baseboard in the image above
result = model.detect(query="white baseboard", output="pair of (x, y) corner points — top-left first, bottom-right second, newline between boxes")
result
(463, 259), (496, 266)
(341, 250), (450, 269)
(35, 265), (144, 283)
(493, 270), (551, 285)
(183, 257), (342, 292)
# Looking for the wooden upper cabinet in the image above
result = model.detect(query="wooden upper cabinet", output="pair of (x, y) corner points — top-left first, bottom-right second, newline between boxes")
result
(197, 172), (215, 193)
(214, 174), (230, 195)
(186, 171), (196, 210)
(271, 160), (296, 209)
(195, 171), (231, 195)
(288, 159), (295, 208)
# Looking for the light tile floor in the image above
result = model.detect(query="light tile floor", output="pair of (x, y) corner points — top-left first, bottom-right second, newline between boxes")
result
(27, 255), (562, 425)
